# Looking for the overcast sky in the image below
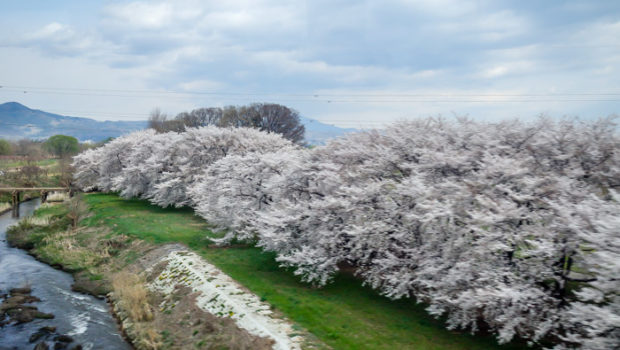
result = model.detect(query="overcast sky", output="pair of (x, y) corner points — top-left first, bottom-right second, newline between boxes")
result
(0, 0), (618, 128)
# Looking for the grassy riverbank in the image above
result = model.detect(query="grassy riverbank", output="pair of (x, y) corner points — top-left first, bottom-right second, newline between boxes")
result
(7, 193), (533, 349)
(6, 200), (279, 349)
(78, 193), (529, 350)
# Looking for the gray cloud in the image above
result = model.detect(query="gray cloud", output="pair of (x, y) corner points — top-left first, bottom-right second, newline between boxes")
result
(0, 0), (618, 127)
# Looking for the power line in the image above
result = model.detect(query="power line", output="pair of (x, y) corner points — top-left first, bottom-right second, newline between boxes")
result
(1, 84), (617, 128)
(2, 88), (619, 103)
(0, 121), (144, 132)
(4, 84), (620, 96)
(2, 84), (620, 103)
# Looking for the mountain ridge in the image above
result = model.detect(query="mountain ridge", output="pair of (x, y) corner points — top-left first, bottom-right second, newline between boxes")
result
(0, 102), (147, 142)
(0, 102), (356, 144)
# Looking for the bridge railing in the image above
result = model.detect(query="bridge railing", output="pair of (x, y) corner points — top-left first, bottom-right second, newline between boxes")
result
(0, 187), (69, 192)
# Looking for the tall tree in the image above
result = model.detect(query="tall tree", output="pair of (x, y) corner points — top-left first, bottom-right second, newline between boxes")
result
(0, 139), (11, 155)
(176, 107), (223, 128)
(219, 103), (305, 144)
(44, 135), (79, 158)
(148, 108), (185, 133)
(149, 104), (306, 144)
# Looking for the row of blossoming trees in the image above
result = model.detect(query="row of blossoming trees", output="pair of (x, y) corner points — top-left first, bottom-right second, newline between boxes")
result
(72, 118), (619, 349)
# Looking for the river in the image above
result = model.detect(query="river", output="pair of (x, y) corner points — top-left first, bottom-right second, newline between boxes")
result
(0, 199), (132, 350)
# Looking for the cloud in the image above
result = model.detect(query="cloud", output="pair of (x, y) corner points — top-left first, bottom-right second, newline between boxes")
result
(0, 0), (618, 127)
(5, 22), (99, 56)
(390, 0), (478, 18)
(19, 125), (42, 136)
(26, 22), (67, 40)
(103, 2), (200, 29)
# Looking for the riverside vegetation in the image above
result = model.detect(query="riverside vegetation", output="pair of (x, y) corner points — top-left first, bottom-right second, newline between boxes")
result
(6, 193), (530, 350)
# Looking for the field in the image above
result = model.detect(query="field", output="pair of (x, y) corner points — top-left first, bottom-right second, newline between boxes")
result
(81, 193), (530, 350)
(0, 158), (63, 203)
(0, 157), (58, 170)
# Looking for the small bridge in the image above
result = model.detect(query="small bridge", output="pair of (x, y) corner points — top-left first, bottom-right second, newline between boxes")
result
(0, 187), (72, 217)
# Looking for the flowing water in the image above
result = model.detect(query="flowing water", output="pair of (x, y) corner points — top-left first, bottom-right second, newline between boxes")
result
(0, 199), (132, 350)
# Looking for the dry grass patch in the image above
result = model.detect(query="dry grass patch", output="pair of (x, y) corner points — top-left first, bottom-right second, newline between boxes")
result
(112, 272), (154, 322)
(42, 230), (78, 250)
(112, 272), (165, 350)
(57, 230), (104, 253)
(47, 191), (69, 202)
(0, 202), (10, 212)
(38, 202), (57, 210)
(14, 214), (52, 227)
(36, 227), (111, 271)
(132, 325), (164, 350)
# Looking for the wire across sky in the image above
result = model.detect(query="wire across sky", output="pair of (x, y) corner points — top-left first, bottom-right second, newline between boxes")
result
(2, 84), (619, 128)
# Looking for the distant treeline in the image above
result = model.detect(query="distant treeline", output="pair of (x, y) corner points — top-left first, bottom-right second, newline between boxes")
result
(148, 102), (305, 144)
(0, 135), (103, 158)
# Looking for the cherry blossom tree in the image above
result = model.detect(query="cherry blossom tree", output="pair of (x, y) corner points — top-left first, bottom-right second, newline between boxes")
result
(189, 146), (306, 242)
(200, 117), (618, 347)
(112, 131), (181, 199)
(72, 117), (619, 349)
(72, 146), (105, 191)
(72, 130), (155, 191)
(146, 126), (295, 208)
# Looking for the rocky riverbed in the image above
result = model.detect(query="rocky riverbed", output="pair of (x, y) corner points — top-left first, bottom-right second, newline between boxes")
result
(0, 287), (82, 349)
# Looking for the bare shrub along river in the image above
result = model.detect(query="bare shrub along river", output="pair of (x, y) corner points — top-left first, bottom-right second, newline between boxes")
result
(0, 199), (131, 350)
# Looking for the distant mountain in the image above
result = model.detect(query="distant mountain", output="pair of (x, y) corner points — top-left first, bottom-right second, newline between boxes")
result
(0, 102), (147, 142)
(0, 102), (356, 144)
(300, 116), (357, 145)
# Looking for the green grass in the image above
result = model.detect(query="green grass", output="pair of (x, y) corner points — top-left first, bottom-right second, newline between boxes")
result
(82, 194), (213, 247)
(0, 158), (57, 169)
(35, 201), (69, 217)
(82, 193), (531, 350)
